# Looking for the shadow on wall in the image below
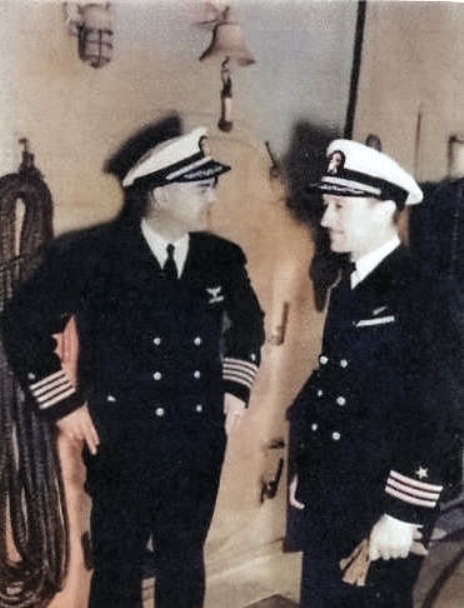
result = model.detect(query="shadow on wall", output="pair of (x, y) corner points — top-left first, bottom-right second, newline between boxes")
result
(283, 120), (345, 312)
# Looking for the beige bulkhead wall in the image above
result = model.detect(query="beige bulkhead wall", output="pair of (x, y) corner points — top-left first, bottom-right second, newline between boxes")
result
(0, 1), (334, 606)
(353, 0), (464, 184)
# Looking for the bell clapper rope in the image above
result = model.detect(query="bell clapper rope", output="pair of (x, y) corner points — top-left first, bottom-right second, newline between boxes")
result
(218, 57), (233, 132)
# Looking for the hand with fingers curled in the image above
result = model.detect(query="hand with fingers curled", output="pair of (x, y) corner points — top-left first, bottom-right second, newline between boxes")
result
(223, 393), (246, 436)
(368, 514), (427, 561)
(56, 403), (100, 455)
(339, 517), (428, 588)
(288, 474), (306, 510)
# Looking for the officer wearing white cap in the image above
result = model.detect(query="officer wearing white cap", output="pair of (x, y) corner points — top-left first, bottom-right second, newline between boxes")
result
(1, 118), (265, 608)
(311, 138), (423, 208)
(287, 138), (456, 608)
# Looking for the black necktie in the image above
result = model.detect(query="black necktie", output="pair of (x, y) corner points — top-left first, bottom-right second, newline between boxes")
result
(337, 259), (356, 293)
(340, 259), (356, 280)
(163, 243), (178, 280)
(347, 261), (356, 276)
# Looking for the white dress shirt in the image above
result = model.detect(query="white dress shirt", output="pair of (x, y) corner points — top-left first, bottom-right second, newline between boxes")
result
(141, 219), (190, 277)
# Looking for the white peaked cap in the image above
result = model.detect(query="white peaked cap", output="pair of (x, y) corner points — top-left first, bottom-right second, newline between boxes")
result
(122, 127), (230, 188)
(310, 139), (423, 208)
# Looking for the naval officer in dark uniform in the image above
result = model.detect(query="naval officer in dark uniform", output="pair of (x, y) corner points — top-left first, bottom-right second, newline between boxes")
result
(287, 139), (459, 608)
(1, 125), (265, 608)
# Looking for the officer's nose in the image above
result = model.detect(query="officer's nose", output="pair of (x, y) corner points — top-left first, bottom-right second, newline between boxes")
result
(320, 204), (332, 228)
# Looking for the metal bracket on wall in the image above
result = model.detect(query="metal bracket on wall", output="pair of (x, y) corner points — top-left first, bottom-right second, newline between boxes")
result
(260, 436), (286, 503)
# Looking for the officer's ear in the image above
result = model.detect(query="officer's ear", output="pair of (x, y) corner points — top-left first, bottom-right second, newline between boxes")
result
(150, 186), (166, 209)
(376, 199), (397, 223)
(143, 188), (160, 218)
(153, 184), (177, 208)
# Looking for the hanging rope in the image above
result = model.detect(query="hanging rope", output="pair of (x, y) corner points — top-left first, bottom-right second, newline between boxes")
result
(0, 141), (69, 607)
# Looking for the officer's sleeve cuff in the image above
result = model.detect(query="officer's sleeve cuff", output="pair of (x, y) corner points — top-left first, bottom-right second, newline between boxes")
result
(223, 357), (259, 390)
(28, 369), (84, 420)
(223, 357), (259, 406)
(384, 469), (443, 522)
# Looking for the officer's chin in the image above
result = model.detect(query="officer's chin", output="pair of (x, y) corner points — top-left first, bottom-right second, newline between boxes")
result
(328, 236), (348, 254)
(329, 242), (346, 254)
(201, 210), (213, 231)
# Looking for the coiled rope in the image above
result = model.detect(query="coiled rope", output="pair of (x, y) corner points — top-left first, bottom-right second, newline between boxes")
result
(0, 143), (68, 607)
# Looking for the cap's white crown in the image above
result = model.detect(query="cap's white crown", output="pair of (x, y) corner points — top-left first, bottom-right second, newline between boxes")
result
(323, 139), (423, 206)
(122, 127), (208, 187)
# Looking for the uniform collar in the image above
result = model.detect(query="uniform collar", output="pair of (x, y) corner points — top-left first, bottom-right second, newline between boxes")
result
(140, 219), (190, 276)
(351, 235), (401, 289)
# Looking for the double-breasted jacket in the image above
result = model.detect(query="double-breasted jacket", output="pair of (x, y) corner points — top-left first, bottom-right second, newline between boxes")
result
(1, 220), (265, 484)
(288, 245), (458, 553)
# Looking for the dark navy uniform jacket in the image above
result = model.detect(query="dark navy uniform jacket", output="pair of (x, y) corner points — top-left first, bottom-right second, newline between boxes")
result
(287, 245), (459, 554)
(1, 219), (265, 484)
